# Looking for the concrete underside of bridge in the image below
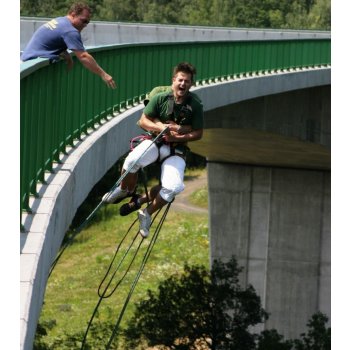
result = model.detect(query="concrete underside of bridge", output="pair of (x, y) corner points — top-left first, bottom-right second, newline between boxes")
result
(191, 85), (331, 338)
(192, 85), (330, 169)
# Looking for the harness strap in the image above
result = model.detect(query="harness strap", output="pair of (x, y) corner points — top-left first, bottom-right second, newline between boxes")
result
(130, 134), (153, 150)
(166, 94), (175, 116)
(166, 92), (192, 124)
(131, 92), (193, 162)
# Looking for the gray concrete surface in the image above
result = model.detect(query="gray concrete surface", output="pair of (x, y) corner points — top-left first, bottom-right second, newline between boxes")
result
(20, 18), (331, 52)
(207, 163), (330, 338)
(20, 67), (330, 349)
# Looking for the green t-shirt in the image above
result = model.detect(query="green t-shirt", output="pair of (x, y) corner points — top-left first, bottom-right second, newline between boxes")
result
(143, 90), (204, 130)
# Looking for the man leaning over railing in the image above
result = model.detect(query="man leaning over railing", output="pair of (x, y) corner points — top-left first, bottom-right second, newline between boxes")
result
(20, 2), (116, 89)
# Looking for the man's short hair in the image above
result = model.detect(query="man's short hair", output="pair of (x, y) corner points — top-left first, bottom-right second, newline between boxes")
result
(173, 62), (197, 83)
(68, 2), (92, 16)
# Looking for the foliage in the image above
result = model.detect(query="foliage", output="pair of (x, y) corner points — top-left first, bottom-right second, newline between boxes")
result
(254, 312), (331, 350)
(122, 255), (331, 350)
(292, 312), (331, 350)
(123, 256), (269, 350)
(307, 0), (331, 30)
(20, 0), (331, 30)
(257, 329), (294, 350)
(96, 0), (142, 22)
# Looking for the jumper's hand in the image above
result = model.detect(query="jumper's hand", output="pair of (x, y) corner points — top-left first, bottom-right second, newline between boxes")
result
(161, 125), (170, 135)
(164, 120), (192, 135)
(164, 121), (179, 133)
(162, 133), (178, 143)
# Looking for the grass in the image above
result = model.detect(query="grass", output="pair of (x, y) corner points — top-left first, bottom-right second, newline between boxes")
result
(189, 185), (208, 208)
(185, 167), (208, 209)
(37, 168), (209, 348)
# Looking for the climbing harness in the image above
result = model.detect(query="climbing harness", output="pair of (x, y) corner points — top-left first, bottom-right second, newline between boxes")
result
(129, 134), (152, 151)
(75, 125), (170, 233)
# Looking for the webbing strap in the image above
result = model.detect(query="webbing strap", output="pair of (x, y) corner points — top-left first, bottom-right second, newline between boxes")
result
(130, 134), (152, 150)
(166, 92), (192, 122)
(166, 93), (175, 116)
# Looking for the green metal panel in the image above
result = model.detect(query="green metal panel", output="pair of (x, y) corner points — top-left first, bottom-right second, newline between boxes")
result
(20, 38), (331, 227)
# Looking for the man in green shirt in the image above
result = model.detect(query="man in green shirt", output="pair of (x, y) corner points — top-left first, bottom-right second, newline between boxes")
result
(103, 62), (203, 237)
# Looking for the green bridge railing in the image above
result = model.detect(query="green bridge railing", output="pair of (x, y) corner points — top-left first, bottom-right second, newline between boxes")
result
(20, 39), (330, 227)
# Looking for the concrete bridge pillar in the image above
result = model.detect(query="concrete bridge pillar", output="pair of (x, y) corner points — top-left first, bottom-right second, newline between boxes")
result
(208, 162), (330, 338)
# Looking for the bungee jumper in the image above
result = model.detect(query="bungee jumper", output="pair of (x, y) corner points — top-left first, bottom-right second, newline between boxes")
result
(102, 61), (204, 238)
(50, 62), (203, 274)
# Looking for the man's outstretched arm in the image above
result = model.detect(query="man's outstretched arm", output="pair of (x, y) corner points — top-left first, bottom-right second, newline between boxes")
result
(74, 50), (116, 89)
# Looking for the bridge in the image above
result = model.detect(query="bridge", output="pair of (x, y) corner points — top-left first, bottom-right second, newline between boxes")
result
(20, 21), (331, 350)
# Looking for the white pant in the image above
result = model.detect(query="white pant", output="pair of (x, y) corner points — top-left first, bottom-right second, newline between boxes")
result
(123, 140), (186, 202)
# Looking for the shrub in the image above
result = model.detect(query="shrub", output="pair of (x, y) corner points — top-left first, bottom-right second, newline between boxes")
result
(124, 256), (268, 350)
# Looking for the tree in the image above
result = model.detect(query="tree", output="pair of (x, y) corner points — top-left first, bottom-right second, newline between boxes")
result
(307, 0), (331, 30)
(256, 312), (331, 350)
(292, 312), (331, 350)
(284, 1), (310, 29)
(96, 0), (141, 22)
(21, 0), (331, 30)
(257, 329), (293, 350)
(20, 0), (104, 18)
(178, 0), (212, 26)
(124, 256), (268, 349)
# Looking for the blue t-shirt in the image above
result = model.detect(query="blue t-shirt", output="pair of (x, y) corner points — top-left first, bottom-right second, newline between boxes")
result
(21, 17), (85, 61)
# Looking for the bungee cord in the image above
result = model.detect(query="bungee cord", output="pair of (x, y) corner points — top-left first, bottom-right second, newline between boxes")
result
(97, 219), (141, 299)
(80, 202), (172, 349)
(105, 202), (172, 350)
(80, 219), (143, 349)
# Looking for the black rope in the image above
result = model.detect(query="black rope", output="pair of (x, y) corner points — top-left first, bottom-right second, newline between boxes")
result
(97, 222), (140, 299)
(80, 204), (171, 349)
(80, 219), (142, 349)
(105, 202), (172, 349)
(140, 168), (150, 204)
